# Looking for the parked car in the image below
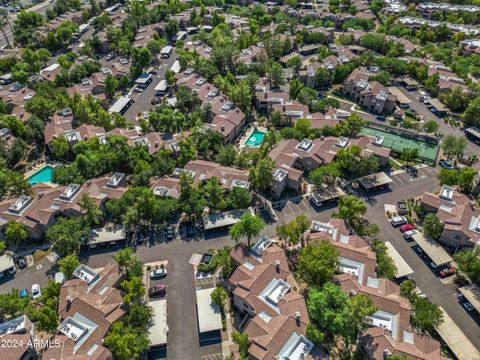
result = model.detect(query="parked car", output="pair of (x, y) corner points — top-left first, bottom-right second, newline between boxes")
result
(186, 224), (195, 237)
(16, 256), (26, 269)
(165, 227), (175, 240)
(133, 87), (144, 93)
(403, 229), (418, 240)
(390, 216), (407, 227)
(19, 288), (28, 298)
(438, 267), (455, 278)
(457, 294), (474, 312)
(463, 301), (474, 312)
(150, 268), (167, 279)
(399, 223), (415, 232)
(31, 284), (41, 299)
(438, 159), (455, 170)
(151, 96), (162, 105)
(106, 53), (115, 61)
(119, 57), (128, 65)
(7, 266), (16, 275)
(149, 284), (167, 297)
(376, 115), (386, 121)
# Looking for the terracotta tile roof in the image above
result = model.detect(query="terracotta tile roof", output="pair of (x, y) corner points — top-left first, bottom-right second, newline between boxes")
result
(0, 333), (35, 360)
(46, 264), (123, 360)
(246, 315), (309, 360)
(360, 327), (447, 360)
(0, 175), (127, 235)
(421, 190), (480, 243)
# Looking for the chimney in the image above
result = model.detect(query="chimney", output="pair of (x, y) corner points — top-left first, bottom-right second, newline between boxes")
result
(66, 295), (72, 311)
(295, 311), (301, 325)
(275, 260), (280, 272)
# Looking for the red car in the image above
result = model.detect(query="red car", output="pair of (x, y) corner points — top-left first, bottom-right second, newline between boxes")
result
(439, 267), (455, 278)
(149, 284), (167, 297)
(399, 223), (415, 232)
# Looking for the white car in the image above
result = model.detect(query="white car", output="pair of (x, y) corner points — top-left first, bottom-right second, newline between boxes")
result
(31, 284), (41, 299)
(403, 229), (418, 240)
(390, 216), (407, 227)
(150, 269), (167, 279)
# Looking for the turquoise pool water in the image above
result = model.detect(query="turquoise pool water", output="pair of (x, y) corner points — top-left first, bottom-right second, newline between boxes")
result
(245, 130), (266, 148)
(28, 166), (54, 185)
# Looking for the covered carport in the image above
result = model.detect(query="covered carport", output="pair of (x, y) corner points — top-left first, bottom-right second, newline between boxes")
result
(148, 299), (168, 359)
(385, 242), (413, 279)
(411, 233), (452, 267)
(196, 287), (222, 347)
(435, 307), (480, 360)
(388, 86), (411, 104)
(357, 172), (393, 192)
(0, 254), (15, 276)
(459, 284), (480, 313)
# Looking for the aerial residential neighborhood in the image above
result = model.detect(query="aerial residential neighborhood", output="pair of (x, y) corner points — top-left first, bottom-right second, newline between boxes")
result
(1, 0), (480, 359)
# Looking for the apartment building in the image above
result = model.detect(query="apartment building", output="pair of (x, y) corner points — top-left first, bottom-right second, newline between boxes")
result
(43, 263), (124, 360)
(343, 67), (397, 114)
(176, 70), (246, 143)
(337, 274), (448, 360)
(420, 185), (480, 248)
(310, 219), (377, 285)
(268, 135), (390, 198)
(228, 236), (324, 360)
(0, 173), (128, 240)
(150, 159), (250, 199)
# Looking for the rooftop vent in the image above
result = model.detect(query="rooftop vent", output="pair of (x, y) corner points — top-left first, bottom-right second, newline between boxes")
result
(153, 186), (169, 197)
(9, 195), (32, 214)
(59, 184), (81, 201)
(439, 185), (455, 201)
(336, 136), (349, 148)
(373, 135), (384, 146)
(195, 78), (207, 86)
(232, 179), (250, 189)
(297, 138), (313, 152)
(221, 101), (234, 112)
(107, 173), (125, 188)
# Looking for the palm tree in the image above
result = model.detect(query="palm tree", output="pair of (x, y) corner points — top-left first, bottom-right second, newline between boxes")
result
(0, 10), (12, 49)
(78, 193), (103, 225)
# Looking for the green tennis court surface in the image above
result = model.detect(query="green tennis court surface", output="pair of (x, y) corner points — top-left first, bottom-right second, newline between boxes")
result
(360, 126), (439, 164)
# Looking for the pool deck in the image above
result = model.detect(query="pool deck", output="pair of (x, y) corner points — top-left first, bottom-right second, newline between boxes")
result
(238, 126), (268, 150)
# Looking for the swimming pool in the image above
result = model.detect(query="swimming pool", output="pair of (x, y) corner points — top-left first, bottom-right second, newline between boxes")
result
(28, 165), (54, 185)
(245, 130), (266, 148)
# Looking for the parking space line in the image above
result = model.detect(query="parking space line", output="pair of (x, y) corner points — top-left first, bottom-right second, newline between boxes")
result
(392, 175), (405, 185)
(298, 201), (308, 211)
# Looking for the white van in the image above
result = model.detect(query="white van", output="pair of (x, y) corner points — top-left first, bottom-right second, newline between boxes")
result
(390, 216), (407, 227)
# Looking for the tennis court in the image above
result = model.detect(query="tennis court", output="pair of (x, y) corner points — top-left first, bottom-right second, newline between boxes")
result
(360, 126), (439, 164)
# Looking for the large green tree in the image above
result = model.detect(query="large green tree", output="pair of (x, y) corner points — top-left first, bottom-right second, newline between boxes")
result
(307, 282), (376, 346)
(46, 217), (90, 256)
(454, 247), (480, 283)
(58, 254), (81, 280)
(411, 297), (443, 333)
(229, 212), (265, 247)
(422, 213), (444, 240)
(441, 134), (466, 160)
(104, 321), (151, 360)
(296, 239), (339, 286)
(4, 220), (28, 247)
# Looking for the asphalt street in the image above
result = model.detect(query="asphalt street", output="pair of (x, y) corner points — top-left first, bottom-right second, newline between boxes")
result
(124, 53), (178, 123)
